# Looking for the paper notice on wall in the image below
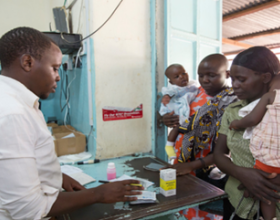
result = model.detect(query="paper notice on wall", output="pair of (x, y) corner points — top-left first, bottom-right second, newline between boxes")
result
(102, 104), (143, 121)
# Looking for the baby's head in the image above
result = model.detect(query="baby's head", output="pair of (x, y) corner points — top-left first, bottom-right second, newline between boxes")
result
(198, 54), (229, 96)
(165, 64), (189, 87)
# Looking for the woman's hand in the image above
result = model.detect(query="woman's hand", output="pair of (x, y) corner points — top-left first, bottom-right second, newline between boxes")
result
(237, 167), (280, 204)
(166, 155), (213, 176)
(166, 163), (194, 176)
(161, 95), (171, 106)
(162, 111), (180, 128)
(229, 120), (240, 130)
(214, 134), (280, 204)
(268, 173), (280, 185)
(62, 173), (86, 192)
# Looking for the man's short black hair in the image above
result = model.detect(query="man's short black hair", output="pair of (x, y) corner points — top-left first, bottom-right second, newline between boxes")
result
(0, 27), (57, 69)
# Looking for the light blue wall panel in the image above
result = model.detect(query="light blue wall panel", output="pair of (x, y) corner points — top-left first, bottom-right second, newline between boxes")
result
(67, 54), (95, 155)
(170, 0), (196, 34)
(166, 0), (222, 79)
(199, 43), (220, 63)
(199, 0), (220, 40)
(151, 0), (157, 157)
(169, 38), (196, 79)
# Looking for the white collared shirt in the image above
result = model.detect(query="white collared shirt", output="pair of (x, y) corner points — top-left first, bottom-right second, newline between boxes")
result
(0, 75), (62, 220)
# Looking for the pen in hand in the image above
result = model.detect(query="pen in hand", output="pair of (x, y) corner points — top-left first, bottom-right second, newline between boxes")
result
(77, 159), (100, 165)
(98, 180), (143, 187)
(99, 180), (110, 184)
(60, 159), (100, 166)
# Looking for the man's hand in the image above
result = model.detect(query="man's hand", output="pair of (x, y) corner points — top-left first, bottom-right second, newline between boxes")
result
(62, 173), (86, 192)
(161, 95), (171, 106)
(94, 180), (144, 203)
(162, 111), (179, 128)
(48, 179), (144, 216)
(237, 168), (280, 204)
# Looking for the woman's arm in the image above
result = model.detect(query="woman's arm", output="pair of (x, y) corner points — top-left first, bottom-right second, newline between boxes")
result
(170, 154), (214, 176)
(214, 133), (280, 204)
(230, 92), (274, 130)
(213, 134), (238, 175)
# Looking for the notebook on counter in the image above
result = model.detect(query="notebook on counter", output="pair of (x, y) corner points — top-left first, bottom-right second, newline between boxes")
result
(61, 165), (96, 186)
(68, 172), (96, 186)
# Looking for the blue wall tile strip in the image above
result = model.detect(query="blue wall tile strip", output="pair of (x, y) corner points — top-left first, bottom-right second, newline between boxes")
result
(150, 0), (157, 156)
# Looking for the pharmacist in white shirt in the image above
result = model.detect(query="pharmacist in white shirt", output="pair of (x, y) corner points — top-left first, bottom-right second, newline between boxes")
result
(0, 27), (143, 220)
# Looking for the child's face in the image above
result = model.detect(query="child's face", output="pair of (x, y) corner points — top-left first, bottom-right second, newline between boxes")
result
(167, 66), (189, 87)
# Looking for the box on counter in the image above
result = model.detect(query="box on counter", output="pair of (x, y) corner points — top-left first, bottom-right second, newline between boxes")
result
(160, 168), (176, 197)
(47, 123), (59, 128)
(52, 125), (76, 134)
(53, 131), (86, 156)
(47, 123), (59, 134)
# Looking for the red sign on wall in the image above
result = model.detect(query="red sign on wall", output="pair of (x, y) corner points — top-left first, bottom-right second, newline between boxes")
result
(102, 104), (143, 121)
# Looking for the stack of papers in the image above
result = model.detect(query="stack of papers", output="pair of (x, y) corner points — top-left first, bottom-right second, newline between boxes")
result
(58, 152), (92, 164)
(61, 165), (96, 186)
(129, 191), (157, 205)
(110, 174), (154, 189)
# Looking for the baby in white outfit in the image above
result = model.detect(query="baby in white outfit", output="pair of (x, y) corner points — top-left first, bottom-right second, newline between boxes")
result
(159, 64), (199, 159)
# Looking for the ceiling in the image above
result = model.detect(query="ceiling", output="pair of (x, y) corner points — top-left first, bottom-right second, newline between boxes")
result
(222, 0), (280, 56)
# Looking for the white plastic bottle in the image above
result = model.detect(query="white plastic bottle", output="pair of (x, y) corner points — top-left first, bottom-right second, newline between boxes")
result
(107, 162), (116, 180)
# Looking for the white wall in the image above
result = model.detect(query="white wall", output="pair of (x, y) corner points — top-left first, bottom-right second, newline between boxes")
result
(0, 0), (152, 159)
(92, 1), (152, 159)
(0, 0), (54, 35)
(0, 0), (86, 36)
